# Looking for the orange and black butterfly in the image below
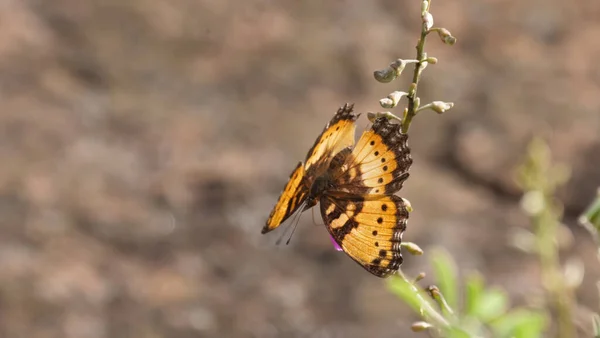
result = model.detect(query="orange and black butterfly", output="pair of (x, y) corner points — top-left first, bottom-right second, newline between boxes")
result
(262, 103), (413, 277)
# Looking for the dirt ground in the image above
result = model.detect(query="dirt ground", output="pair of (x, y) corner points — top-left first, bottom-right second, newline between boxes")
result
(0, 0), (599, 337)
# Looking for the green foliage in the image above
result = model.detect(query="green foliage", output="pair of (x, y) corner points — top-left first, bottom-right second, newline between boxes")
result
(592, 313), (600, 338)
(430, 249), (458, 310)
(372, 0), (600, 336)
(580, 188), (600, 245)
(490, 309), (547, 338)
(581, 192), (600, 337)
(515, 138), (577, 338)
(387, 250), (547, 338)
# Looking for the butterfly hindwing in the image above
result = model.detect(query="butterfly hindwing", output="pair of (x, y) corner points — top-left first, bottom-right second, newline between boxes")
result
(303, 103), (358, 174)
(332, 117), (412, 196)
(320, 194), (409, 277)
(263, 162), (308, 234)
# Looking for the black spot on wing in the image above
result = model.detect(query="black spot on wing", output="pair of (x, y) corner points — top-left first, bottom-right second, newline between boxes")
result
(371, 195), (410, 277)
(371, 117), (413, 172)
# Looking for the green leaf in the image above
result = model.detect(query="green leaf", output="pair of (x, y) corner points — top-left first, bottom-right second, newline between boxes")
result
(491, 309), (547, 338)
(430, 248), (459, 309)
(592, 313), (600, 338)
(473, 288), (508, 322)
(580, 189), (600, 244)
(464, 272), (484, 316)
(444, 326), (473, 338)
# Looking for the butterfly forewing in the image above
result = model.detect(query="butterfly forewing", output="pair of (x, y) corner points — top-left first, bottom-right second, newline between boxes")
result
(263, 104), (359, 234)
(263, 162), (309, 233)
(331, 118), (412, 196)
(303, 104), (358, 175)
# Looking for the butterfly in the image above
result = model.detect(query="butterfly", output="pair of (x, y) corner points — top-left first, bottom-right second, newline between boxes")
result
(262, 103), (413, 277)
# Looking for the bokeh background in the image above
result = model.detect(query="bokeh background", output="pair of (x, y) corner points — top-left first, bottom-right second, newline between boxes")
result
(0, 0), (599, 337)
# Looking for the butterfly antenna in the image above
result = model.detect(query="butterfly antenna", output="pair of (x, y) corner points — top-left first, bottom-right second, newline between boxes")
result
(285, 215), (301, 245)
(275, 201), (306, 246)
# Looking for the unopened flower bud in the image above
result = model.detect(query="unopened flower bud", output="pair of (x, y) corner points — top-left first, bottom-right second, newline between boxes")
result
(420, 0), (429, 14)
(390, 59), (408, 71)
(408, 83), (417, 97)
(402, 197), (413, 212)
(411, 321), (433, 332)
(402, 242), (424, 256)
(437, 28), (457, 45)
(374, 59), (409, 83)
(431, 101), (454, 114)
(426, 57), (438, 64)
(367, 111), (401, 123)
(423, 12), (434, 31)
(380, 91), (407, 108)
(373, 67), (397, 83)
(379, 98), (395, 108)
(563, 257), (584, 289)
(367, 112), (377, 122)
(520, 190), (545, 216)
(414, 97), (421, 110)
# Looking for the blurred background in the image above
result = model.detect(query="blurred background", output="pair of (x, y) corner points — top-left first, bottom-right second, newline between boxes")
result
(0, 0), (599, 337)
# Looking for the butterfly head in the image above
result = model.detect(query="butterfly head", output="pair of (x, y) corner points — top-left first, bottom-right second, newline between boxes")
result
(304, 175), (331, 211)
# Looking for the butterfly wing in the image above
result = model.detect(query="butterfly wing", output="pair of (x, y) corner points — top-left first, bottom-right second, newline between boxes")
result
(320, 194), (410, 277)
(330, 117), (412, 196)
(303, 103), (359, 175)
(262, 103), (359, 234)
(262, 162), (308, 234)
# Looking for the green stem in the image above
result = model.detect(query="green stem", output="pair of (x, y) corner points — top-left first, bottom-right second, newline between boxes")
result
(398, 271), (451, 329)
(402, 25), (429, 133)
(536, 198), (576, 338)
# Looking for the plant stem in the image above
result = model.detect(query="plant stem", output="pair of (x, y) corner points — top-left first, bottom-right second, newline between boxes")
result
(402, 22), (429, 133)
(536, 201), (577, 338)
(398, 271), (451, 328)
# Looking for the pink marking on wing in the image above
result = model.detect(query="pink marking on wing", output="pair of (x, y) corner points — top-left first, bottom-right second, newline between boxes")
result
(329, 234), (343, 251)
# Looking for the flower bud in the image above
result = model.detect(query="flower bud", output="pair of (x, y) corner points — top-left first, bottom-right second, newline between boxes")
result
(422, 12), (434, 31)
(402, 197), (413, 212)
(430, 101), (454, 114)
(520, 190), (545, 216)
(420, 0), (429, 14)
(426, 57), (438, 64)
(379, 98), (395, 109)
(367, 111), (401, 123)
(380, 91), (407, 108)
(367, 112), (377, 122)
(563, 257), (584, 289)
(414, 97), (421, 110)
(373, 67), (397, 83)
(408, 83), (417, 97)
(437, 28), (457, 45)
(411, 321), (433, 332)
(402, 242), (424, 256)
(374, 59), (408, 83)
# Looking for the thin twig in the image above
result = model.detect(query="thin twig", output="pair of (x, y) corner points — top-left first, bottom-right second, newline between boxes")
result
(402, 9), (430, 133)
